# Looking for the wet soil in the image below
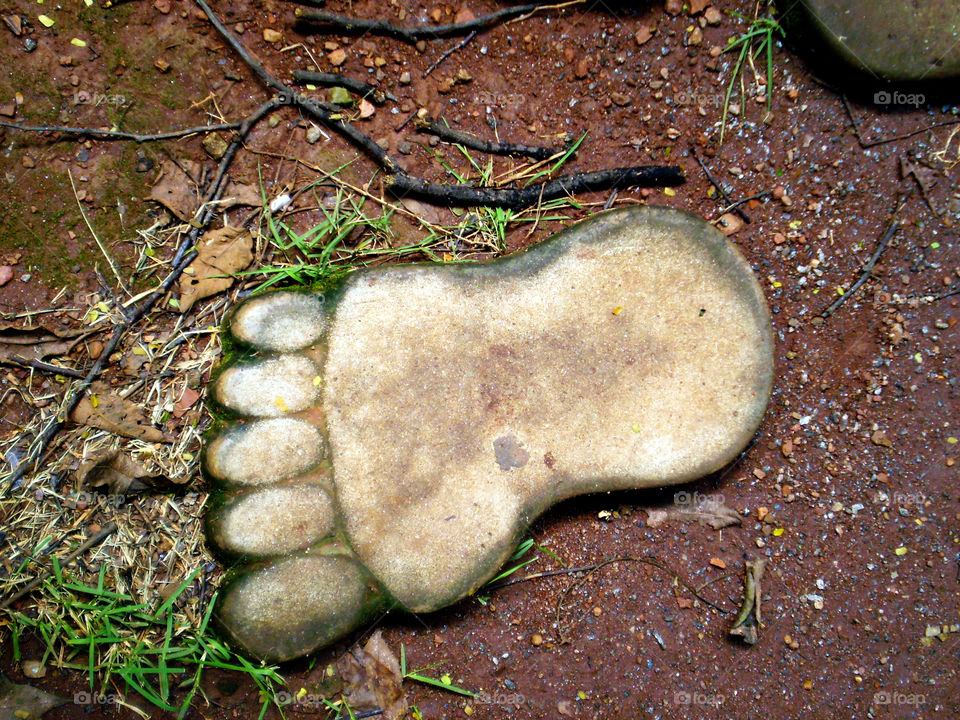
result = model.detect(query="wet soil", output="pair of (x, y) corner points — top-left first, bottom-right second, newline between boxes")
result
(1, 0), (958, 718)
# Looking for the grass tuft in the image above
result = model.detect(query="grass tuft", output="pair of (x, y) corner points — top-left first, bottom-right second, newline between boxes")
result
(719, 4), (785, 144)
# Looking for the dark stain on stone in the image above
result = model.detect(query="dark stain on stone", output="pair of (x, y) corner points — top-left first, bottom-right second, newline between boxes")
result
(493, 435), (529, 471)
(543, 451), (555, 469)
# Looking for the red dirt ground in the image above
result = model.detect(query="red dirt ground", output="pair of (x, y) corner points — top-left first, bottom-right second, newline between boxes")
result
(1, 0), (958, 718)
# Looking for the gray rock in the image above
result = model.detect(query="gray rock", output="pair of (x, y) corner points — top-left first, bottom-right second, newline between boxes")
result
(782, 0), (960, 90)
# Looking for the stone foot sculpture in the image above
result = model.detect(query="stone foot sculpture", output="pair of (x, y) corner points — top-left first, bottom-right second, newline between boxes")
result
(203, 206), (773, 661)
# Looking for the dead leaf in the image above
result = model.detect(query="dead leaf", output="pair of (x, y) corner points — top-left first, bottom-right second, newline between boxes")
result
(645, 497), (741, 530)
(729, 558), (767, 644)
(399, 198), (441, 225)
(221, 178), (263, 209)
(178, 226), (253, 312)
(173, 387), (200, 418)
(335, 631), (408, 720)
(900, 156), (940, 213)
(0, 323), (88, 367)
(69, 382), (172, 443)
(0, 674), (68, 720)
(149, 160), (199, 221)
(75, 448), (180, 499)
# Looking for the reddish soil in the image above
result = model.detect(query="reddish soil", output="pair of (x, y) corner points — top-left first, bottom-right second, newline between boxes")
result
(1, 0), (958, 719)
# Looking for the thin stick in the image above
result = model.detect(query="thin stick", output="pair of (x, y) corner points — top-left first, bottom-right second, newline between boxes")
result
(841, 96), (960, 149)
(0, 522), (118, 609)
(691, 147), (751, 223)
(720, 190), (770, 214)
(821, 220), (899, 318)
(551, 555), (730, 643)
(415, 117), (564, 161)
(68, 169), (129, 295)
(423, 31), (477, 77)
(291, 70), (392, 104)
(21, 360), (87, 379)
(294, 4), (544, 44)
(0, 119), (241, 142)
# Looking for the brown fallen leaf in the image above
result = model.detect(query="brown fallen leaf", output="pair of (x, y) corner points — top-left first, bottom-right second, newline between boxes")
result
(69, 382), (172, 443)
(0, 674), (68, 720)
(75, 448), (181, 499)
(173, 387), (200, 419)
(645, 497), (742, 530)
(0, 322), (88, 367)
(178, 226), (253, 312)
(221, 178), (263, 209)
(729, 558), (767, 644)
(900, 156), (940, 214)
(335, 631), (408, 720)
(149, 160), (200, 221)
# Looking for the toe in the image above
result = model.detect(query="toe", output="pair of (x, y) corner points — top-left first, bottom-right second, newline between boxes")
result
(215, 554), (385, 662)
(204, 417), (326, 486)
(213, 354), (321, 417)
(206, 484), (335, 558)
(229, 292), (327, 352)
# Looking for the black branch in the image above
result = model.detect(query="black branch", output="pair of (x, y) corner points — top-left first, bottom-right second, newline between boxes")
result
(293, 4), (542, 44)
(415, 117), (567, 161)
(291, 70), (394, 104)
(0, 119), (241, 143)
(387, 166), (686, 209)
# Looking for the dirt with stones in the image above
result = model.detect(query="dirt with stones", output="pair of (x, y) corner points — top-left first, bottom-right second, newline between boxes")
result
(0, 0), (958, 718)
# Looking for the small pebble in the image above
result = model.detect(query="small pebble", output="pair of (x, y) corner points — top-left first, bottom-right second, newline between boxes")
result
(22, 660), (46, 678)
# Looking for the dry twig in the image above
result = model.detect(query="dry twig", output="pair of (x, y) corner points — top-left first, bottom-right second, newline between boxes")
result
(415, 117), (566, 161)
